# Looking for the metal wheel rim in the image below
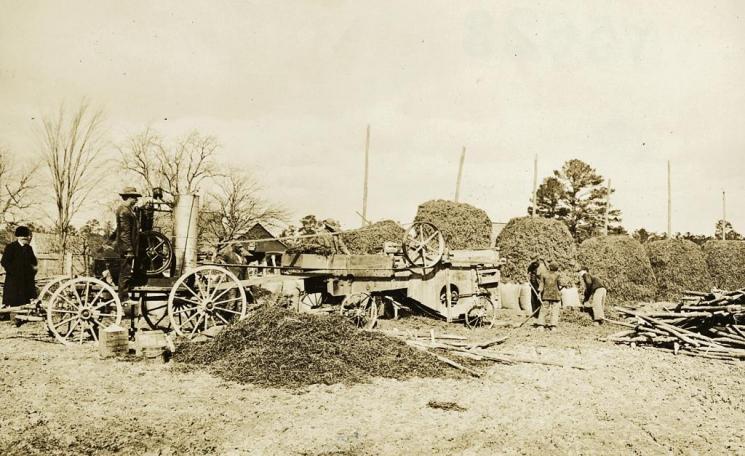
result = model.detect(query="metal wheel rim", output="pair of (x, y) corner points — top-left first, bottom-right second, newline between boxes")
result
(167, 266), (247, 338)
(299, 291), (326, 308)
(38, 276), (70, 310)
(141, 295), (172, 330)
(402, 222), (444, 269)
(340, 293), (378, 330)
(46, 277), (122, 345)
(465, 295), (496, 329)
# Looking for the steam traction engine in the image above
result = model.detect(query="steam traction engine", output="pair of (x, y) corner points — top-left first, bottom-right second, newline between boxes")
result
(43, 192), (248, 345)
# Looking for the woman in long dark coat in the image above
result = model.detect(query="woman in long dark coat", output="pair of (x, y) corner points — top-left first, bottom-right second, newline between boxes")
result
(1, 226), (38, 306)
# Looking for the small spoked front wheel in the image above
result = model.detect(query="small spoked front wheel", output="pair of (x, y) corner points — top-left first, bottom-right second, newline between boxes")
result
(46, 277), (122, 345)
(340, 293), (378, 330)
(464, 295), (496, 329)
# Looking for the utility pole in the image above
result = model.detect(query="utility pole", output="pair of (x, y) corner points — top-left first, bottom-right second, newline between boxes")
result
(531, 155), (538, 217)
(667, 160), (672, 238)
(722, 190), (727, 240)
(603, 179), (611, 236)
(361, 124), (370, 228)
(454, 146), (466, 202)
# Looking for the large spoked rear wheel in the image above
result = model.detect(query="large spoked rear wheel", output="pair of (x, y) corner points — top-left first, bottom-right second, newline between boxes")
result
(168, 266), (247, 339)
(46, 277), (122, 345)
(340, 293), (378, 330)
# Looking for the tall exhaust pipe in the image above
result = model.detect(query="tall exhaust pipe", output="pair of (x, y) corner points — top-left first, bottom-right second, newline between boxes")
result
(173, 194), (199, 275)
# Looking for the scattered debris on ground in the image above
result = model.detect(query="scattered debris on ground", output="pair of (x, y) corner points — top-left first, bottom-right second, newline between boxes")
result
(383, 327), (588, 375)
(173, 306), (466, 388)
(427, 400), (467, 412)
(607, 288), (745, 361)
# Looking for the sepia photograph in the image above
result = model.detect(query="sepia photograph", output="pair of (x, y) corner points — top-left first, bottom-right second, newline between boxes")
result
(0, 1), (744, 454)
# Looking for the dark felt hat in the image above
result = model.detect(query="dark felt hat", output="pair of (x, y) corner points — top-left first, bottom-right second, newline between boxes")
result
(14, 226), (31, 237)
(119, 186), (142, 197)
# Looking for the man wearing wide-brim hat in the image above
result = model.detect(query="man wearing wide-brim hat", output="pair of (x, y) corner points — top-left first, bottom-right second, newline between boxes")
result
(115, 186), (142, 305)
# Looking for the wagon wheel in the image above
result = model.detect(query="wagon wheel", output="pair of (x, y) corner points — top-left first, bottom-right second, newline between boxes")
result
(38, 276), (71, 336)
(402, 222), (445, 270)
(167, 266), (247, 338)
(140, 230), (173, 276)
(464, 295), (496, 329)
(144, 289), (255, 331)
(340, 293), (378, 330)
(140, 295), (171, 331)
(37, 276), (70, 309)
(299, 291), (327, 309)
(46, 277), (122, 345)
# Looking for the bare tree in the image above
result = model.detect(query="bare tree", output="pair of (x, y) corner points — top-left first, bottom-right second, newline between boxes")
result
(0, 145), (38, 226)
(119, 126), (163, 192)
(38, 100), (106, 255)
(119, 128), (219, 204)
(200, 171), (288, 254)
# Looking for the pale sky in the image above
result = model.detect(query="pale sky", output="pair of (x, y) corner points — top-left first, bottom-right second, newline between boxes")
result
(1, 1), (744, 235)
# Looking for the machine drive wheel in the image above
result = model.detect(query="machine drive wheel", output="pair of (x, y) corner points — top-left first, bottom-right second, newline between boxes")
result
(402, 222), (445, 270)
(46, 277), (122, 345)
(167, 266), (247, 339)
(140, 230), (173, 276)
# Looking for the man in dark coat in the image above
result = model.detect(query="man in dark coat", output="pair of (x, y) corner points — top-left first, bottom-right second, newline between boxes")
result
(536, 261), (562, 331)
(579, 268), (607, 325)
(527, 257), (548, 314)
(1, 226), (38, 307)
(115, 186), (141, 303)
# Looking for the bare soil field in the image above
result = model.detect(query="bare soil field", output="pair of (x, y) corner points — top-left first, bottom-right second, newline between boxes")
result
(1, 309), (744, 455)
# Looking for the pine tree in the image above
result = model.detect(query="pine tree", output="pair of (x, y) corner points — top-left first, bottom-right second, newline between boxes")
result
(529, 159), (623, 242)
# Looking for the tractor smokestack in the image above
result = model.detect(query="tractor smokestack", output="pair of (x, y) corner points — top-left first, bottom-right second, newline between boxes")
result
(173, 194), (200, 275)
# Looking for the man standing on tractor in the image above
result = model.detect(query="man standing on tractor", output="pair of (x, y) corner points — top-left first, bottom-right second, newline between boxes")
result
(115, 186), (141, 309)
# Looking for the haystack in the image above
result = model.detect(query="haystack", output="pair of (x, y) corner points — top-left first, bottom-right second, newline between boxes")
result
(645, 239), (714, 300)
(414, 200), (491, 250)
(173, 307), (461, 388)
(341, 220), (404, 254)
(577, 235), (657, 304)
(702, 240), (745, 290)
(496, 216), (577, 283)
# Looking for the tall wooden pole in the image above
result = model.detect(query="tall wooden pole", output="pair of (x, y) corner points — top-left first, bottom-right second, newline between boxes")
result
(531, 155), (538, 217)
(454, 146), (466, 202)
(361, 124), (370, 228)
(667, 160), (672, 238)
(722, 190), (727, 240)
(603, 179), (611, 236)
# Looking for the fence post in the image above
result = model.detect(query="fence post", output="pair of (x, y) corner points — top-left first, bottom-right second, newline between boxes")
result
(63, 252), (73, 276)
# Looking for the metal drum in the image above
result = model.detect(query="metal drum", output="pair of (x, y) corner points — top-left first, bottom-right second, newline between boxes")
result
(172, 194), (200, 276)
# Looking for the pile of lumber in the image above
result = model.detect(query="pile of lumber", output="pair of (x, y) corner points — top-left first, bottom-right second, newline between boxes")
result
(382, 329), (587, 376)
(607, 288), (745, 361)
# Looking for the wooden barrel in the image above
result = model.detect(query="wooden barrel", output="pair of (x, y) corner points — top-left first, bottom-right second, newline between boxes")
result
(136, 330), (167, 363)
(99, 325), (128, 358)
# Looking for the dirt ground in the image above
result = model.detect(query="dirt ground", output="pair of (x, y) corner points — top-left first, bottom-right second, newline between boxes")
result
(1, 308), (744, 456)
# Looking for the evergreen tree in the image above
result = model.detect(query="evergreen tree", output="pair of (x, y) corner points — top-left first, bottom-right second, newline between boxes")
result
(530, 159), (623, 242)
